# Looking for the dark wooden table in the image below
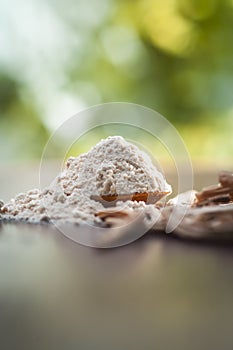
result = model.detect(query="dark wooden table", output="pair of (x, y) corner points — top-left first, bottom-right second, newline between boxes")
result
(0, 165), (233, 350)
(0, 222), (232, 350)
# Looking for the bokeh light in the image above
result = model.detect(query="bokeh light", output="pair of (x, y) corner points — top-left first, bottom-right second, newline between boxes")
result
(0, 0), (232, 167)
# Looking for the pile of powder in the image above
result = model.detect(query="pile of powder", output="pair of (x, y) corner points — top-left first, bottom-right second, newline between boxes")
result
(0, 136), (171, 225)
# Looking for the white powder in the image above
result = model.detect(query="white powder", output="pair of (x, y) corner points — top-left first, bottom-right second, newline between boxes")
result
(1, 136), (171, 225)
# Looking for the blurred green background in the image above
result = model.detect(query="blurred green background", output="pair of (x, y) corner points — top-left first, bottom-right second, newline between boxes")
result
(0, 0), (233, 165)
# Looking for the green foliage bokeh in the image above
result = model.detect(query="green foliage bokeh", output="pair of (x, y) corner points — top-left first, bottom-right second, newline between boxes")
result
(0, 0), (232, 163)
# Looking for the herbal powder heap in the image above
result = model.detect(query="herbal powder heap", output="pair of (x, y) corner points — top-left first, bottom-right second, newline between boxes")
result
(1, 136), (171, 224)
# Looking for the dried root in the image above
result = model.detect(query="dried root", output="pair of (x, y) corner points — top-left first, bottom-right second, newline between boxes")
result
(173, 204), (233, 240)
(174, 171), (233, 240)
(195, 171), (233, 207)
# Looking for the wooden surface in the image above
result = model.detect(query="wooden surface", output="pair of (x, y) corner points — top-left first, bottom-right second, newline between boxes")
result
(0, 165), (233, 350)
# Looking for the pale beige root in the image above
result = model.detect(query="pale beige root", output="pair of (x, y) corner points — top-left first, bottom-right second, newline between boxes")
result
(95, 208), (134, 227)
(172, 204), (233, 239)
(95, 204), (163, 231)
(93, 207), (154, 246)
(153, 186), (233, 240)
(162, 173), (233, 240)
(95, 200), (233, 241)
(167, 190), (197, 207)
(95, 190), (198, 233)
